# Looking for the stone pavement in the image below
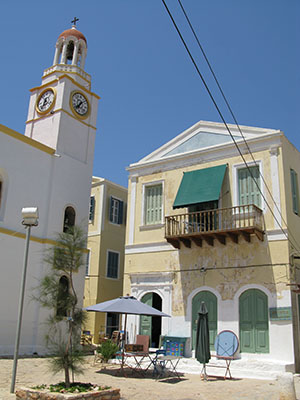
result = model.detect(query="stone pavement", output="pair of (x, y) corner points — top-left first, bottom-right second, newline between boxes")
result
(0, 356), (299, 400)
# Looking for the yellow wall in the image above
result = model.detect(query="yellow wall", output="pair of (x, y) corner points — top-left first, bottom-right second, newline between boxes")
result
(124, 142), (293, 316)
(84, 177), (127, 343)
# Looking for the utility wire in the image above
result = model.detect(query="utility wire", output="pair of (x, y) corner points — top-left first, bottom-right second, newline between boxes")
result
(161, 0), (300, 254)
(177, 0), (300, 253)
(124, 262), (290, 275)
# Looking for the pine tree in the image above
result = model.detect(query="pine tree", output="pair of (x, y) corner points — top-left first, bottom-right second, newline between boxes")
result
(34, 225), (87, 387)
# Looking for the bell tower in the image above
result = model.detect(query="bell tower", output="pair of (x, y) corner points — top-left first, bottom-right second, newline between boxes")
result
(25, 20), (99, 163)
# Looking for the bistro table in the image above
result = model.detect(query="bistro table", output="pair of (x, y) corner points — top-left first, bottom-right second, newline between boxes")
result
(120, 351), (156, 376)
(154, 354), (182, 380)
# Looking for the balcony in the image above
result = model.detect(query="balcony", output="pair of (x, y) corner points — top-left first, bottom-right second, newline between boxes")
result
(165, 204), (264, 249)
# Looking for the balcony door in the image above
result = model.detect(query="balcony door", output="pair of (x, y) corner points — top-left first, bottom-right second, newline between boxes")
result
(189, 201), (218, 232)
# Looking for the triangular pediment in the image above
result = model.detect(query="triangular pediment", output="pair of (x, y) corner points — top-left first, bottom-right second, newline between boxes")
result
(137, 121), (278, 164)
(164, 131), (240, 157)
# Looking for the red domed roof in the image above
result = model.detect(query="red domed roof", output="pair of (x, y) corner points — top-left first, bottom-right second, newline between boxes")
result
(58, 26), (87, 44)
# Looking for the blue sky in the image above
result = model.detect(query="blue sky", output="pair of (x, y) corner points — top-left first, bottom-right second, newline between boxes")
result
(1, 1), (299, 187)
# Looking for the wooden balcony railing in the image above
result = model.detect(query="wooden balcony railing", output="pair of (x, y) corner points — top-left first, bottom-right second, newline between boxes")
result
(165, 204), (264, 249)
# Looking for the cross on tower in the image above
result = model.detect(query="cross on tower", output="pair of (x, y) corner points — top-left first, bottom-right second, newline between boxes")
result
(71, 17), (79, 26)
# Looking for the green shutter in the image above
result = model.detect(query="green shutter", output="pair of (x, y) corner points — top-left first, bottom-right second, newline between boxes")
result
(89, 197), (95, 221)
(238, 166), (261, 208)
(140, 293), (153, 342)
(118, 201), (124, 224)
(291, 169), (299, 215)
(145, 185), (162, 225)
(107, 251), (118, 278)
(109, 197), (113, 222)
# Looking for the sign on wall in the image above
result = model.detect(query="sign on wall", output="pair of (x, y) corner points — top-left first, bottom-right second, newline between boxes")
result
(269, 307), (292, 321)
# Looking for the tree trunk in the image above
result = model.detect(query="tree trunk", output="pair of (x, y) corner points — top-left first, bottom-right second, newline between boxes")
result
(64, 365), (70, 388)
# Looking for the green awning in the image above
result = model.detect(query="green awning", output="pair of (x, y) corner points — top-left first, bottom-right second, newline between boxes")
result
(173, 164), (227, 209)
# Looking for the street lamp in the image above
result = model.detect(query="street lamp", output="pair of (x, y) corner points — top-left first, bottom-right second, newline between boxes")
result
(10, 207), (39, 393)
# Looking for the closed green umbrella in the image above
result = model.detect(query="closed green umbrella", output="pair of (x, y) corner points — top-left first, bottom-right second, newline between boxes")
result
(195, 301), (211, 379)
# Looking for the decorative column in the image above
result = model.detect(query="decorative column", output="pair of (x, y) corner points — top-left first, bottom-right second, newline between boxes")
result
(128, 175), (138, 244)
(61, 41), (68, 64)
(53, 44), (61, 65)
(269, 146), (281, 229)
(72, 41), (79, 66)
(80, 48), (87, 69)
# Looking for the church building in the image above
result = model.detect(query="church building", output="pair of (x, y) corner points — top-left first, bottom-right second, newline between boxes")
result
(0, 23), (99, 355)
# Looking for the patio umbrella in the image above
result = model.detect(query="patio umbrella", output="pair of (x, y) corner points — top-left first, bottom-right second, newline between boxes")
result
(85, 296), (170, 370)
(195, 301), (211, 380)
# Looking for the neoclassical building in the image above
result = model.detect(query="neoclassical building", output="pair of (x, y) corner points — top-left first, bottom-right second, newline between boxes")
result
(124, 120), (300, 373)
(0, 23), (99, 355)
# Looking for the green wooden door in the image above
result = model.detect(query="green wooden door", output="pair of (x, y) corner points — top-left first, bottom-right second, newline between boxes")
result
(239, 289), (269, 353)
(140, 293), (152, 343)
(192, 291), (217, 350)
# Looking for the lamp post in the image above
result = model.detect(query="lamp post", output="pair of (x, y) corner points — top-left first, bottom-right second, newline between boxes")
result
(10, 207), (39, 393)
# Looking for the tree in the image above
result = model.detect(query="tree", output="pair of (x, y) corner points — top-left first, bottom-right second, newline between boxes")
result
(34, 225), (88, 387)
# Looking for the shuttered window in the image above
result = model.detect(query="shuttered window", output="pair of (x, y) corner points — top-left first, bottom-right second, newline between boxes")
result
(107, 251), (119, 279)
(89, 196), (95, 222)
(238, 166), (261, 208)
(109, 197), (124, 224)
(291, 169), (299, 215)
(85, 250), (90, 276)
(145, 184), (162, 225)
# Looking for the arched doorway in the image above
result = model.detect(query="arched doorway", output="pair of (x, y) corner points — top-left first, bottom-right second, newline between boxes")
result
(192, 291), (217, 350)
(239, 289), (269, 353)
(140, 292), (162, 348)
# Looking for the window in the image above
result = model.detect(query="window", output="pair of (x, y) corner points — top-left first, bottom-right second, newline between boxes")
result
(145, 184), (162, 225)
(109, 197), (123, 224)
(56, 276), (69, 317)
(85, 250), (90, 276)
(63, 206), (76, 232)
(89, 196), (95, 222)
(107, 251), (119, 279)
(106, 313), (120, 337)
(291, 169), (299, 215)
(238, 166), (261, 208)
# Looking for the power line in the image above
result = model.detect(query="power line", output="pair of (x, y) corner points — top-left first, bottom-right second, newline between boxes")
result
(161, 0), (300, 254)
(177, 0), (300, 254)
(124, 262), (290, 275)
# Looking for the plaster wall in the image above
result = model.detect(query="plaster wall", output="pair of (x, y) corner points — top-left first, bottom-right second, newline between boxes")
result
(281, 136), (300, 242)
(84, 179), (127, 342)
(129, 148), (282, 248)
(0, 126), (94, 355)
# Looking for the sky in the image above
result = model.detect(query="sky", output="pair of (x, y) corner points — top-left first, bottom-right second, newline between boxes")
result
(1, 1), (299, 188)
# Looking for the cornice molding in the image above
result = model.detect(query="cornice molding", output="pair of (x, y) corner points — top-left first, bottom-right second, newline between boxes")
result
(31, 74), (100, 100)
(127, 132), (283, 178)
(0, 226), (89, 252)
(0, 124), (55, 155)
(125, 241), (176, 254)
(26, 108), (97, 131)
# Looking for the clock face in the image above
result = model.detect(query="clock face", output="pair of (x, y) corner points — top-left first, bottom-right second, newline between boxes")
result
(71, 92), (89, 117)
(36, 88), (56, 114)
